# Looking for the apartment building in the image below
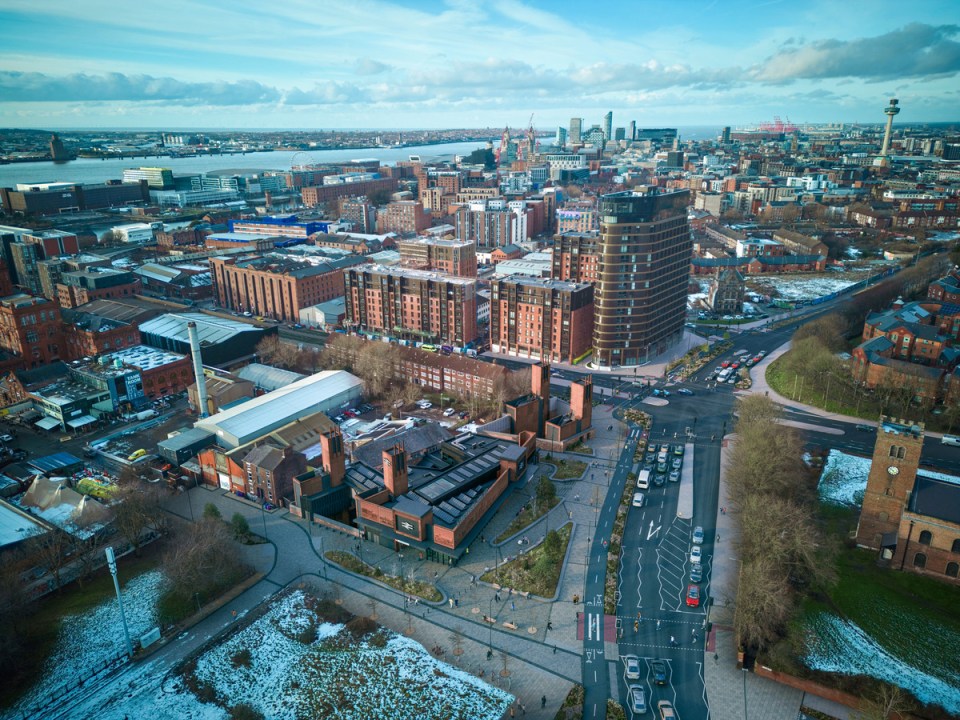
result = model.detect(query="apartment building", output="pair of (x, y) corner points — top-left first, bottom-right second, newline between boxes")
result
(0, 294), (64, 370)
(210, 253), (366, 323)
(490, 276), (594, 364)
(552, 232), (600, 283)
(593, 189), (692, 368)
(397, 237), (477, 277)
(376, 201), (431, 236)
(343, 265), (477, 346)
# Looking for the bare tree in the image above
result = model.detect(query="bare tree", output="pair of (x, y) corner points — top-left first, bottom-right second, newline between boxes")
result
(27, 527), (75, 593)
(113, 482), (165, 556)
(161, 517), (248, 601)
(852, 683), (915, 720)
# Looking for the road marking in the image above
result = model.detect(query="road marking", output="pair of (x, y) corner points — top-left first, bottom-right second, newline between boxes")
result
(647, 521), (661, 540)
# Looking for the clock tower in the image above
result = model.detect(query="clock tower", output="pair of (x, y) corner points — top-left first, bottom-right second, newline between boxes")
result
(855, 416), (924, 551)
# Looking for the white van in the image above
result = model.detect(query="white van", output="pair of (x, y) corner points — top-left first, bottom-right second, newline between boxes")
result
(942, 435), (960, 447)
(636, 469), (650, 490)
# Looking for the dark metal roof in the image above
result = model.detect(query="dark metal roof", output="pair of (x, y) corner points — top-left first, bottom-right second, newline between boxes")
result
(911, 475), (960, 525)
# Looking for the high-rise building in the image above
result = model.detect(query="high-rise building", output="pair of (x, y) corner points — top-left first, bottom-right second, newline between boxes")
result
(569, 118), (583, 145)
(592, 189), (691, 368)
(629, 121), (636, 142)
(490, 276), (594, 364)
(721, 126), (731, 144)
(122, 167), (175, 189)
(603, 111), (613, 142)
(614, 127), (625, 142)
(583, 126), (606, 148)
(556, 126), (568, 147)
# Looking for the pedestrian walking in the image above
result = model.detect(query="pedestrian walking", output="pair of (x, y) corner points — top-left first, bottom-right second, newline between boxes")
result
(541, 695), (547, 709)
(716, 533), (720, 542)
(670, 635), (676, 646)
(511, 600), (516, 611)
(454, 598), (459, 608)
(721, 506), (725, 515)
(656, 619), (661, 631)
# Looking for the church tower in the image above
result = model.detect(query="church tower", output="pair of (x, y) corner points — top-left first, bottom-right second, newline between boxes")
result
(855, 416), (924, 551)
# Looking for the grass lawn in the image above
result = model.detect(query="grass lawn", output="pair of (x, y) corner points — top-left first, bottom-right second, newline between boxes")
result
(0, 544), (165, 710)
(566, 440), (593, 456)
(480, 524), (572, 597)
(495, 496), (561, 543)
(765, 354), (884, 420)
(325, 550), (442, 602)
(552, 459), (587, 480)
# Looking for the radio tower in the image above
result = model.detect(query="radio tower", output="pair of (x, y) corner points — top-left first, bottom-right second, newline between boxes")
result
(880, 98), (900, 157)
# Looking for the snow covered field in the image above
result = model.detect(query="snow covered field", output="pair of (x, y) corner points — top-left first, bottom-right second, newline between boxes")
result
(19, 589), (513, 720)
(184, 590), (513, 720)
(9, 570), (166, 717)
(817, 450), (872, 506)
(804, 611), (960, 715)
(748, 274), (861, 301)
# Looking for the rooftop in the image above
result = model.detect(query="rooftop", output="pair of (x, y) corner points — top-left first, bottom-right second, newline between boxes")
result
(352, 264), (476, 286)
(100, 344), (187, 372)
(139, 312), (263, 346)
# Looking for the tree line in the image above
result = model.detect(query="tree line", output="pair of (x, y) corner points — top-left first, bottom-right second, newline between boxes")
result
(728, 396), (835, 653)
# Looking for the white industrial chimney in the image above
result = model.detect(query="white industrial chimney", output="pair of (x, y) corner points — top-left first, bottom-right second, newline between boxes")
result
(187, 321), (208, 418)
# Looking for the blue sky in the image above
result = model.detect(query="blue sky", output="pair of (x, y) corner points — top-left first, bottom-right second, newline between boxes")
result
(0, 0), (958, 129)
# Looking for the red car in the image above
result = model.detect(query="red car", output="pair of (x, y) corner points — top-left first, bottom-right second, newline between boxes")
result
(720, 361), (730, 368)
(686, 584), (700, 607)
(730, 362), (740, 370)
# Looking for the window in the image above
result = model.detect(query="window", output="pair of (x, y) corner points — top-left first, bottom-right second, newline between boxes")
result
(947, 562), (959, 578)
(913, 552), (926, 569)
(919, 530), (932, 545)
(952, 539), (960, 554)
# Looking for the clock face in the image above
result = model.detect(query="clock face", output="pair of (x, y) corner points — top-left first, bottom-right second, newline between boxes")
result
(887, 466), (900, 476)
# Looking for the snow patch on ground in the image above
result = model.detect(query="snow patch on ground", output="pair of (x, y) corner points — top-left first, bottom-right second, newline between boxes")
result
(749, 275), (861, 301)
(187, 590), (513, 720)
(804, 612), (960, 715)
(11, 570), (165, 715)
(818, 450), (872, 506)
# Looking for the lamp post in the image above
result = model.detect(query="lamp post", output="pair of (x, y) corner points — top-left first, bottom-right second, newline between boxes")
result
(105, 547), (133, 658)
(488, 596), (494, 651)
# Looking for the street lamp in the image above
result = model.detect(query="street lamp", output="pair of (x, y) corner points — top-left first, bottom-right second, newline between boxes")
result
(105, 547), (134, 658)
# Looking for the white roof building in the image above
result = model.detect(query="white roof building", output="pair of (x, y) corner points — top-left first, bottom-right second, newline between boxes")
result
(194, 370), (363, 448)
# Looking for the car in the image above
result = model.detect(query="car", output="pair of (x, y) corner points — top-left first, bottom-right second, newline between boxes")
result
(720, 360), (730, 368)
(653, 473), (666, 487)
(443, 408), (456, 417)
(658, 700), (677, 720)
(686, 584), (700, 607)
(728, 375), (738, 384)
(343, 410), (356, 418)
(661, 389), (670, 397)
(757, 350), (767, 357)
(855, 424), (874, 432)
(690, 545), (702, 564)
(629, 685), (647, 714)
(651, 659), (668, 685)
(659, 443), (670, 452)
(334, 415), (345, 423)
(418, 402), (433, 409)
(672, 444), (683, 456)
(668, 469), (680, 483)
(624, 655), (641, 680)
(632, 492), (645, 508)
(730, 362), (740, 370)
(656, 462), (667, 473)
(690, 563), (703, 583)
(676, 388), (693, 395)
(692, 526), (704, 545)
(0, 434), (13, 443)
(458, 411), (469, 419)
(671, 457), (682, 470)
(652, 388), (662, 397)
(263, 503), (275, 511)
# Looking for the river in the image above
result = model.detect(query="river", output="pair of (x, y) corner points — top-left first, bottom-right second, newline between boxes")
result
(0, 126), (723, 187)
(0, 141), (492, 187)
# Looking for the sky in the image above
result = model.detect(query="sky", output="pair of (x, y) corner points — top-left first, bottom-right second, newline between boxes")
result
(0, 0), (958, 130)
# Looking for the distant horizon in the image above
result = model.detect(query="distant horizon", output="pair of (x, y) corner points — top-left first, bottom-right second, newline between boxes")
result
(2, 1), (958, 128)
(5, 120), (960, 134)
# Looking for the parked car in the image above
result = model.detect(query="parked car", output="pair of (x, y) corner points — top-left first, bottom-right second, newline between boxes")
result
(443, 408), (456, 417)
(690, 563), (703, 583)
(653, 473), (666, 487)
(629, 685), (647, 714)
(651, 659), (668, 685)
(668, 469), (680, 483)
(671, 458), (682, 471)
(458, 411), (469, 419)
(624, 655), (641, 680)
(672, 444), (683, 456)
(692, 526), (704, 545)
(690, 545), (702, 564)
(686, 584), (700, 607)
(418, 402), (433, 409)
(0, 434), (13, 443)
(656, 462), (667, 473)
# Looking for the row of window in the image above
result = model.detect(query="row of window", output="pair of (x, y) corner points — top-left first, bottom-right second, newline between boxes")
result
(912, 553), (960, 578)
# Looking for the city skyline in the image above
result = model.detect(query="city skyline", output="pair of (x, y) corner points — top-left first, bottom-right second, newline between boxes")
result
(0, 0), (959, 129)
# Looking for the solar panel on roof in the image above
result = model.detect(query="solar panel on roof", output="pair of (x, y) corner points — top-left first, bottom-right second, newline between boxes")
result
(448, 497), (466, 512)
(438, 502), (461, 518)
(433, 508), (456, 525)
